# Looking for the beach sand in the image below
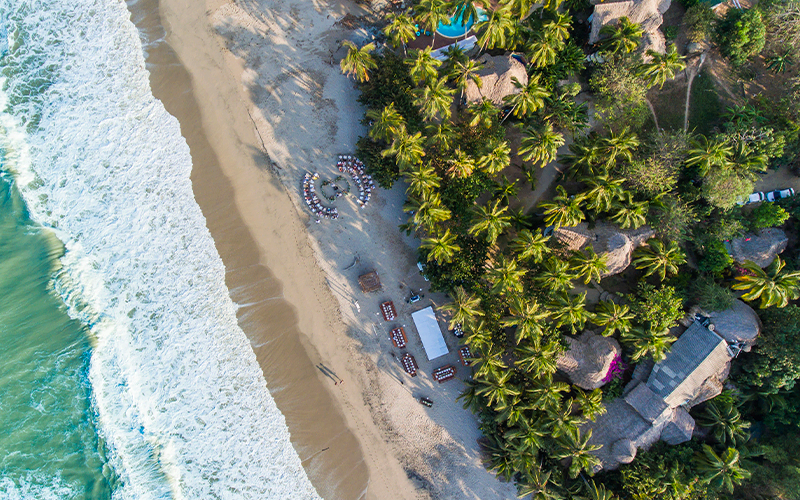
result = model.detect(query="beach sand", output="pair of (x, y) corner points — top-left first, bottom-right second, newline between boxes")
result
(128, 0), (519, 497)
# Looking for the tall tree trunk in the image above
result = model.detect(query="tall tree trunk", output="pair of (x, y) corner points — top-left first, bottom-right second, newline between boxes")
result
(645, 98), (660, 135)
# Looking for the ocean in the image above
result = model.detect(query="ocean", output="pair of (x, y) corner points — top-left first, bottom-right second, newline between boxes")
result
(0, 0), (319, 498)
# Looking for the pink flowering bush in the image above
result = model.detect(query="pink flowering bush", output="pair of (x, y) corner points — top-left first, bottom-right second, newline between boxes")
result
(601, 354), (627, 384)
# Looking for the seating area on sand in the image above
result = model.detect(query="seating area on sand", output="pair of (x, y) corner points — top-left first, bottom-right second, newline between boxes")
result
(402, 353), (418, 377)
(381, 301), (397, 322)
(458, 346), (472, 367)
(433, 365), (456, 383)
(337, 155), (375, 207)
(302, 172), (339, 220)
(391, 327), (407, 348)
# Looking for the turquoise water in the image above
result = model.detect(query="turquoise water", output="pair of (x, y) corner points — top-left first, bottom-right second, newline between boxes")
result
(436, 7), (487, 39)
(0, 172), (115, 498)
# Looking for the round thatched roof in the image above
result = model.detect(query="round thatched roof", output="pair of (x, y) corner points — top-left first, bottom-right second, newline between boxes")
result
(704, 299), (761, 345)
(731, 228), (788, 268)
(557, 331), (621, 390)
(553, 223), (654, 277)
(588, 0), (671, 55)
(465, 54), (528, 107)
(610, 438), (637, 464)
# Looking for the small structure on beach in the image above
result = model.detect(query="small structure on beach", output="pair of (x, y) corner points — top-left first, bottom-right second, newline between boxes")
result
(588, 0), (671, 56)
(554, 223), (654, 277)
(412, 306), (449, 361)
(358, 270), (382, 293)
(557, 331), (621, 390)
(730, 228), (788, 268)
(465, 53), (528, 107)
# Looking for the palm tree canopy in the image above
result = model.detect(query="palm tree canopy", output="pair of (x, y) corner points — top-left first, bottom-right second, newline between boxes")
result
(633, 238), (686, 281)
(732, 257), (800, 308)
(383, 11), (417, 51)
(519, 122), (565, 168)
(421, 228), (461, 263)
(598, 16), (644, 54)
(441, 285), (484, 329)
(340, 40), (377, 82)
(538, 185), (586, 229)
(639, 44), (686, 89)
(406, 47), (443, 85)
(413, 76), (455, 122)
(366, 103), (406, 142)
(502, 75), (549, 119)
(510, 229), (551, 263)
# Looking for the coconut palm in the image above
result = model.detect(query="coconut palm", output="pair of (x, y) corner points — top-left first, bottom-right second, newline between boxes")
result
(732, 257), (800, 308)
(570, 247), (608, 284)
(519, 122), (565, 168)
(552, 426), (601, 478)
(475, 368), (519, 407)
(475, 7), (515, 50)
(549, 291), (589, 334)
(383, 11), (417, 55)
(413, 76), (456, 122)
(406, 47), (442, 85)
(426, 121), (456, 150)
(514, 339), (562, 375)
(538, 185), (586, 229)
(382, 129), (426, 169)
(414, 0), (451, 47)
(543, 12), (571, 44)
(465, 320), (495, 352)
(467, 98), (500, 129)
(578, 480), (615, 500)
(696, 399), (751, 447)
(527, 376), (570, 412)
(599, 128), (640, 167)
(575, 388), (606, 422)
(526, 30), (562, 69)
(620, 324), (676, 361)
(446, 147), (477, 178)
(510, 229), (550, 263)
(488, 255), (526, 296)
(494, 177), (519, 205)
(340, 40), (377, 82)
(366, 103), (406, 142)
(639, 45), (686, 89)
(598, 17), (643, 54)
(610, 193), (648, 229)
(693, 445), (751, 493)
(503, 295), (550, 345)
(403, 193), (452, 230)
(548, 399), (585, 439)
(560, 136), (605, 179)
(592, 301), (633, 336)
(685, 136), (733, 177)
(506, 421), (549, 458)
(452, 0), (487, 38)
(457, 379), (484, 412)
(477, 139), (511, 175)
(449, 59), (484, 102)
(420, 228), (461, 263)
(502, 75), (549, 122)
(766, 51), (793, 73)
(633, 238), (686, 281)
(581, 174), (626, 213)
(469, 200), (513, 244)
(441, 285), (484, 330)
(537, 256), (576, 292)
(403, 162), (441, 197)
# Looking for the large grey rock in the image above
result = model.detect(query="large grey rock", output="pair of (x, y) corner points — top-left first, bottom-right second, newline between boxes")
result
(557, 331), (621, 389)
(731, 228), (788, 268)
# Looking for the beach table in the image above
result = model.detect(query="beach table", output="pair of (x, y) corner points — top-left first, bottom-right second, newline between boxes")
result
(401, 353), (418, 377)
(458, 346), (472, 367)
(432, 365), (456, 383)
(380, 301), (397, 322)
(390, 327), (407, 348)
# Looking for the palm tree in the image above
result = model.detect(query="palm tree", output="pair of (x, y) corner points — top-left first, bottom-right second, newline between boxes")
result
(366, 103), (406, 142)
(452, 0), (487, 38)
(581, 174), (626, 213)
(537, 256), (576, 292)
(488, 255), (526, 296)
(475, 369), (519, 407)
(575, 388), (606, 422)
(449, 59), (484, 102)
(610, 193), (648, 229)
(620, 324), (676, 361)
(469, 200), (512, 244)
(526, 31), (562, 69)
(685, 136), (733, 177)
(406, 47), (442, 85)
(510, 229), (550, 263)
(421, 228), (461, 263)
(477, 140), (511, 175)
(414, 0), (451, 47)
(404, 162), (441, 197)
(527, 376), (570, 412)
(426, 121), (456, 150)
(538, 185), (586, 228)
(766, 50), (793, 73)
(502, 75), (549, 122)
(467, 98), (500, 129)
(515, 463), (558, 500)
(696, 399), (751, 447)
(474, 348), (510, 387)
(340, 40), (377, 82)
(383, 11), (417, 55)
(548, 399), (585, 438)
(475, 7), (514, 51)
(543, 13), (571, 44)
(598, 17), (643, 54)
(413, 76), (456, 122)
(732, 257), (800, 308)
(519, 122), (565, 168)
(560, 136), (605, 179)
(494, 177), (519, 205)
(639, 45), (686, 89)
(383, 129), (426, 170)
(549, 291), (589, 334)
(441, 285), (484, 329)
(578, 480), (615, 500)
(446, 147), (477, 178)
(599, 128), (639, 167)
(592, 301), (633, 336)
(633, 238), (686, 281)
(514, 339), (562, 374)
(503, 295), (550, 345)
(403, 193), (452, 231)
(457, 379), (484, 412)
(552, 426), (601, 478)
(570, 247), (608, 284)
(693, 445), (751, 493)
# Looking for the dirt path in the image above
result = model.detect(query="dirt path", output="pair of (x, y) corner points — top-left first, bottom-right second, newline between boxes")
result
(684, 52), (706, 131)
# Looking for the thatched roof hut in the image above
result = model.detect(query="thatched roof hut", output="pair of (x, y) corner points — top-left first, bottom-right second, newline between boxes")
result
(731, 228), (788, 268)
(588, 0), (671, 55)
(465, 54), (528, 107)
(556, 331), (621, 390)
(554, 223), (654, 277)
(693, 299), (761, 350)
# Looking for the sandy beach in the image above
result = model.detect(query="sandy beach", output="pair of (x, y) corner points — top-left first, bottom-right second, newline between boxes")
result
(129, 0), (519, 497)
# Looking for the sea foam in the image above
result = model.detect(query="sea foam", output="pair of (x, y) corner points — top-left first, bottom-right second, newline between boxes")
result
(0, 0), (319, 498)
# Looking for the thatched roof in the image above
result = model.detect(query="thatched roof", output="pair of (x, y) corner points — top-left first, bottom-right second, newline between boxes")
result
(731, 228), (788, 268)
(661, 407), (694, 445)
(557, 331), (621, 390)
(358, 271), (381, 292)
(610, 438), (637, 464)
(588, 0), (670, 55)
(696, 299), (761, 348)
(553, 223), (654, 277)
(465, 54), (528, 107)
(625, 383), (669, 424)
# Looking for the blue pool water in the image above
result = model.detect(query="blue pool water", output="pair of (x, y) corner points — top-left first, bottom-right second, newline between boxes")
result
(437, 7), (488, 39)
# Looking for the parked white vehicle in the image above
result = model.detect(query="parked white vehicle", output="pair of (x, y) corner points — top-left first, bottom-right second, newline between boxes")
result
(737, 192), (765, 206)
(766, 188), (796, 202)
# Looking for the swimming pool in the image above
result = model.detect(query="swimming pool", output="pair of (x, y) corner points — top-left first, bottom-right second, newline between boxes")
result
(436, 7), (488, 39)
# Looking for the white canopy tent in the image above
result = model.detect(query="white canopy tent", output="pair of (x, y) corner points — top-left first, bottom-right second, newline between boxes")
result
(411, 306), (449, 361)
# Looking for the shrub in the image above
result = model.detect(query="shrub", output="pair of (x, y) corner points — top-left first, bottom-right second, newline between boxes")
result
(685, 3), (716, 43)
(698, 239), (734, 275)
(692, 275), (735, 311)
(589, 58), (650, 131)
(629, 282), (685, 330)
(749, 202), (790, 230)
(716, 8), (767, 66)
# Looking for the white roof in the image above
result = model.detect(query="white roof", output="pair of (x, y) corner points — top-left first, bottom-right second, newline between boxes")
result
(431, 35), (477, 61)
(411, 306), (449, 360)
